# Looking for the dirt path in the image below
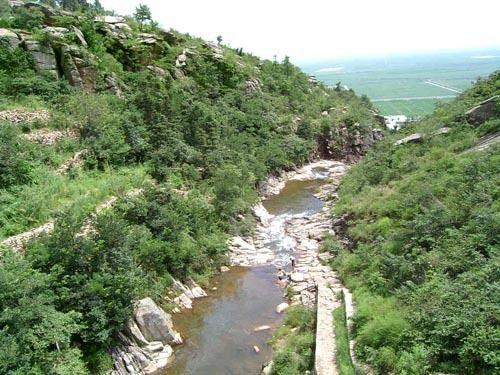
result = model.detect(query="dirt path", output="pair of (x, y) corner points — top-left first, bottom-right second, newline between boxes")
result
(1, 188), (144, 253)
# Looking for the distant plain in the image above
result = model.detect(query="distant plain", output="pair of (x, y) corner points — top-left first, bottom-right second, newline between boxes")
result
(300, 50), (500, 116)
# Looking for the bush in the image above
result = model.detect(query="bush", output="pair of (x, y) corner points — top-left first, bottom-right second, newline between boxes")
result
(0, 123), (38, 188)
(270, 306), (316, 375)
(63, 94), (132, 168)
(0, 248), (85, 374)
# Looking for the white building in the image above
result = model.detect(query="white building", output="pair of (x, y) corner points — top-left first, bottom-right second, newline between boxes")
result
(384, 115), (408, 130)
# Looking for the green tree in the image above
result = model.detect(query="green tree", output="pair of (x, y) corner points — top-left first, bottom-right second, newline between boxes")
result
(134, 4), (152, 30)
(0, 248), (85, 374)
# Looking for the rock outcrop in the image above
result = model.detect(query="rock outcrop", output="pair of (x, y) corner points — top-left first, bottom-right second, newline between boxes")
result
(25, 40), (58, 78)
(394, 133), (423, 146)
(111, 298), (181, 375)
(245, 77), (262, 94)
(0, 28), (21, 48)
(134, 298), (182, 345)
(465, 95), (499, 125)
(23, 128), (78, 145)
(319, 123), (383, 162)
(61, 45), (98, 92)
(0, 109), (50, 124)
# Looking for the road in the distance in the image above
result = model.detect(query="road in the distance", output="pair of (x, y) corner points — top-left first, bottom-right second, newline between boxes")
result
(424, 80), (463, 93)
(372, 95), (456, 102)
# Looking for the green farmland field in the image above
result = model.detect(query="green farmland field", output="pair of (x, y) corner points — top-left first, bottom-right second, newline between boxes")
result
(300, 50), (500, 116)
(374, 98), (454, 117)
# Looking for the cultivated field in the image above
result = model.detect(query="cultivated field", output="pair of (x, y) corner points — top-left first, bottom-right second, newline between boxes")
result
(301, 50), (500, 116)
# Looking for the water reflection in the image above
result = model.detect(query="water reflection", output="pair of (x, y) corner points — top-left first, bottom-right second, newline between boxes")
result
(167, 178), (326, 374)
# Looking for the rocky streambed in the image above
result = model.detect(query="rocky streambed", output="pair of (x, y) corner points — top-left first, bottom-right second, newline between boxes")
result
(166, 160), (350, 374)
(111, 160), (350, 374)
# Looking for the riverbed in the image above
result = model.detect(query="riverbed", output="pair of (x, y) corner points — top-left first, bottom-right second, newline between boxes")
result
(167, 174), (329, 374)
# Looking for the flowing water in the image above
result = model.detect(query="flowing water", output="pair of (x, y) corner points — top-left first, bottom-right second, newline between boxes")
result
(167, 179), (325, 375)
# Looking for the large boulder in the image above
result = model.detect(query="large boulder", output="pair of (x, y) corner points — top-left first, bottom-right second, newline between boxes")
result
(394, 133), (423, 146)
(465, 96), (499, 126)
(0, 28), (21, 48)
(134, 298), (183, 346)
(72, 26), (88, 47)
(95, 15), (127, 24)
(24, 40), (58, 78)
(43, 26), (70, 39)
(22, 2), (73, 25)
(60, 45), (97, 92)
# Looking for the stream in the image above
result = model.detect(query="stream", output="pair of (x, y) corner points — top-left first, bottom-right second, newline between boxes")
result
(167, 178), (327, 374)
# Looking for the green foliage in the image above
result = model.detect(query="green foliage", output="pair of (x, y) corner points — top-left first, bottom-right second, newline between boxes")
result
(333, 299), (355, 375)
(27, 212), (144, 347)
(0, 248), (86, 374)
(271, 306), (316, 375)
(0, 123), (39, 189)
(0, 2), (378, 373)
(64, 94), (132, 168)
(333, 71), (500, 373)
(134, 4), (152, 28)
(11, 7), (45, 30)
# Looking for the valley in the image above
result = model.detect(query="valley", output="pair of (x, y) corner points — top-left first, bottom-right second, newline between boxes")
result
(0, 1), (498, 375)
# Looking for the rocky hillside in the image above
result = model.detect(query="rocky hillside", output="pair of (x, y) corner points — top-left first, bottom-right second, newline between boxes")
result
(327, 73), (499, 373)
(0, 1), (382, 374)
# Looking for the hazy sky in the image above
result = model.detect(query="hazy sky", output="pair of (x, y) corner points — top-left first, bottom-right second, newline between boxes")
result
(100, 0), (500, 63)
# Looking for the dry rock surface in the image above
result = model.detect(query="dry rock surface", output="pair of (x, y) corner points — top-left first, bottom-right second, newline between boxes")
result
(0, 109), (50, 124)
(230, 160), (357, 375)
(23, 128), (77, 145)
(111, 298), (181, 375)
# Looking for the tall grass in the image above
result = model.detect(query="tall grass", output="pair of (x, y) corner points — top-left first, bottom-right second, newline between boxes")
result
(333, 297), (355, 375)
(0, 166), (150, 238)
(269, 305), (316, 375)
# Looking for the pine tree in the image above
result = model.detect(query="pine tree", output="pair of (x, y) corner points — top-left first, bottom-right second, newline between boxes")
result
(134, 4), (152, 30)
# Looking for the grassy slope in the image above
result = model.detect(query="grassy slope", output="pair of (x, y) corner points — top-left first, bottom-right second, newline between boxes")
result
(0, 3), (380, 374)
(328, 71), (500, 373)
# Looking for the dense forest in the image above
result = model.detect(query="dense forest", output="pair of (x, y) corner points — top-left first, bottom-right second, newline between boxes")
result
(0, 0), (379, 373)
(328, 73), (499, 374)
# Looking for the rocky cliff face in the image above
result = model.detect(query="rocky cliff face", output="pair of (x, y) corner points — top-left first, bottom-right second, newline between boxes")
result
(319, 123), (384, 162)
(1, 1), (169, 93)
(111, 298), (180, 375)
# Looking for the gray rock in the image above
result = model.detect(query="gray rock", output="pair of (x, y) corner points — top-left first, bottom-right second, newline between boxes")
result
(146, 65), (167, 77)
(187, 278), (208, 298)
(433, 127), (450, 135)
(394, 133), (423, 146)
(465, 96), (499, 125)
(134, 298), (183, 346)
(138, 33), (160, 45)
(43, 26), (69, 39)
(145, 341), (164, 353)
(95, 15), (126, 24)
(71, 26), (87, 47)
(372, 128), (384, 141)
(144, 345), (173, 375)
(0, 28), (21, 48)
(262, 361), (273, 375)
(290, 272), (305, 282)
(245, 77), (261, 94)
(126, 319), (149, 346)
(24, 40), (58, 78)
(105, 73), (123, 97)
(8, 0), (24, 7)
(276, 302), (289, 313)
(60, 45), (97, 92)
